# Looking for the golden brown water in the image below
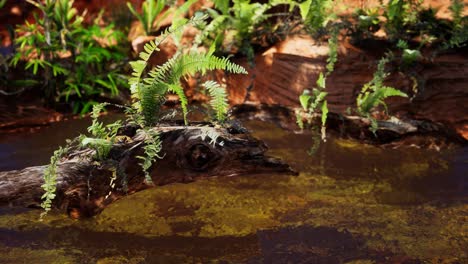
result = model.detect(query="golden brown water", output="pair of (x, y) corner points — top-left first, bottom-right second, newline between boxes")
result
(0, 119), (466, 263)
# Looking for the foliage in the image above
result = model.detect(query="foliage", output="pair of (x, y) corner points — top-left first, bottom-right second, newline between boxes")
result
(383, 0), (423, 40)
(396, 40), (421, 66)
(127, 0), (170, 36)
(137, 128), (163, 184)
(444, 0), (468, 49)
(129, 14), (247, 126)
(194, 0), (291, 61)
(127, 0), (195, 36)
(12, 0), (128, 113)
(356, 56), (408, 133)
(40, 145), (69, 219)
(202, 80), (229, 122)
(298, 0), (336, 36)
(0, 0), (5, 9)
(297, 30), (337, 141)
(80, 103), (122, 160)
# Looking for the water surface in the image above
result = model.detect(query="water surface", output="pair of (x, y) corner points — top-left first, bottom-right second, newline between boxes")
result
(0, 119), (466, 263)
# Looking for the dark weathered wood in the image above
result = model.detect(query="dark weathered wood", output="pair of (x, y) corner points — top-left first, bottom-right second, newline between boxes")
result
(231, 103), (468, 148)
(0, 124), (296, 217)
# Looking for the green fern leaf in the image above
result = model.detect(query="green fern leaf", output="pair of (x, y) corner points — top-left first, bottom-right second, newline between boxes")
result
(203, 80), (229, 122)
(167, 83), (189, 124)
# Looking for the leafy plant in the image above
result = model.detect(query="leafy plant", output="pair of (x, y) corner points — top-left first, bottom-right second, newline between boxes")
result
(298, 0), (336, 36)
(396, 40), (422, 66)
(41, 145), (69, 219)
(127, 0), (170, 36)
(444, 0), (468, 49)
(356, 56), (408, 133)
(202, 80), (229, 122)
(383, 0), (423, 40)
(12, 0), (128, 113)
(80, 103), (122, 160)
(297, 30), (337, 141)
(137, 128), (163, 184)
(195, 0), (291, 61)
(351, 7), (381, 39)
(127, 0), (196, 36)
(129, 14), (247, 126)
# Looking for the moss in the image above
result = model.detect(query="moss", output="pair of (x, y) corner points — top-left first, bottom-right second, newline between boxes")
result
(96, 256), (145, 264)
(0, 246), (77, 264)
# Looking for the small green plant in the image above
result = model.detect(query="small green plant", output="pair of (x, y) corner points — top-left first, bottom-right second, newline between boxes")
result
(12, 0), (128, 113)
(396, 40), (422, 66)
(137, 128), (163, 184)
(297, 30), (337, 141)
(298, 0), (336, 36)
(130, 14), (247, 126)
(383, 0), (423, 40)
(127, 0), (169, 36)
(127, 0), (196, 36)
(356, 56), (408, 133)
(79, 103), (122, 160)
(444, 0), (468, 49)
(195, 0), (291, 61)
(41, 145), (69, 219)
(352, 7), (381, 39)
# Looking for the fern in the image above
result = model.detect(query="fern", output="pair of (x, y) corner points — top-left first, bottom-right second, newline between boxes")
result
(299, 0), (335, 34)
(137, 128), (163, 184)
(167, 83), (188, 122)
(81, 103), (122, 160)
(357, 56), (408, 133)
(144, 52), (245, 125)
(203, 80), (229, 122)
(297, 29), (338, 142)
(196, 0), (290, 59)
(129, 16), (247, 126)
(41, 145), (69, 219)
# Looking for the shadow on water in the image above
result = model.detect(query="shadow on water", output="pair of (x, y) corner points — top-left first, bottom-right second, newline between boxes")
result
(0, 224), (405, 263)
(0, 114), (123, 171)
(0, 118), (466, 262)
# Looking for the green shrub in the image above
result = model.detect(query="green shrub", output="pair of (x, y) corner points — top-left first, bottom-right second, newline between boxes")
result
(194, 0), (291, 62)
(12, 0), (128, 113)
(356, 56), (408, 133)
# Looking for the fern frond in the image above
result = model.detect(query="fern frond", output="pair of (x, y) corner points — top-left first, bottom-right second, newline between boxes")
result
(137, 128), (163, 184)
(140, 83), (166, 125)
(170, 53), (247, 83)
(203, 80), (229, 122)
(167, 83), (189, 124)
(361, 86), (407, 113)
(193, 15), (227, 47)
(357, 56), (407, 116)
(145, 53), (180, 85)
(139, 40), (160, 61)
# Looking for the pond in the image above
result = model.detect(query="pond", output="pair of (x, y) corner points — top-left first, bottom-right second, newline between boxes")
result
(0, 117), (466, 263)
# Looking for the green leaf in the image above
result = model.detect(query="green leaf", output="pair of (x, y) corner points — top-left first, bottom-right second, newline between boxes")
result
(316, 72), (326, 89)
(299, 93), (311, 110)
(321, 100), (328, 127)
(299, 0), (312, 20)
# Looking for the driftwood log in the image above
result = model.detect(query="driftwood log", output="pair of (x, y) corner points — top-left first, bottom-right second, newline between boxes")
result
(0, 123), (296, 217)
(231, 103), (468, 148)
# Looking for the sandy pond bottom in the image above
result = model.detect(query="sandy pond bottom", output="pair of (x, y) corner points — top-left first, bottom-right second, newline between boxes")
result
(0, 118), (466, 263)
